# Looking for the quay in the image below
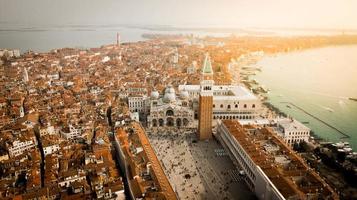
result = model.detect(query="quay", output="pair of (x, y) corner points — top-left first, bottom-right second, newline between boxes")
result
(280, 102), (350, 139)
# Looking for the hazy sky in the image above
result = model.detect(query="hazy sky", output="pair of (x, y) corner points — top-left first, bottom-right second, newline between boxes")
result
(1, 0), (357, 29)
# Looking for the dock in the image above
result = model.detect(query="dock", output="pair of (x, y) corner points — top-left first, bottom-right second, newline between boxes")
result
(280, 102), (350, 139)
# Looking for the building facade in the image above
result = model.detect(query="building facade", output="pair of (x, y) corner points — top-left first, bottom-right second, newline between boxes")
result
(8, 139), (36, 157)
(128, 95), (147, 114)
(178, 84), (261, 121)
(216, 120), (338, 200)
(276, 118), (310, 146)
(146, 85), (194, 128)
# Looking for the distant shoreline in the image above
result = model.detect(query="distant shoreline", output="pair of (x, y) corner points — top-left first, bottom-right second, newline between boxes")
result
(2, 24), (357, 53)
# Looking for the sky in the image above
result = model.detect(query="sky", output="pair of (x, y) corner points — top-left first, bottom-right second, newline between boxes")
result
(1, 0), (357, 29)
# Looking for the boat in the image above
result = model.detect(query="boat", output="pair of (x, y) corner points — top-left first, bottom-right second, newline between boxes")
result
(349, 97), (357, 101)
(325, 108), (334, 112)
(321, 106), (334, 112)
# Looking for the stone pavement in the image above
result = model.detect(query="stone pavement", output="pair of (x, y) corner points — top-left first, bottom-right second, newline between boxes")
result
(146, 128), (256, 200)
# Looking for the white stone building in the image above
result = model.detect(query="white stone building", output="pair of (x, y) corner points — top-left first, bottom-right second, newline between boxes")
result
(43, 144), (60, 156)
(39, 125), (58, 136)
(276, 118), (310, 146)
(178, 84), (261, 120)
(8, 138), (36, 157)
(128, 96), (147, 114)
(60, 124), (81, 141)
(42, 139), (60, 156)
(58, 170), (86, 188)
(146, 85), (194, 128)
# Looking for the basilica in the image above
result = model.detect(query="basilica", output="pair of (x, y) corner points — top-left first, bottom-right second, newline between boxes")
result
(146, 85), (194, 128)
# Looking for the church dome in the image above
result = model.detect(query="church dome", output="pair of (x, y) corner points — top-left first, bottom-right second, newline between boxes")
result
(163, 85), (176, 103)
(164, 85), (175, 94)
(163, 93), (176, 103)
(150, 90), (159, 99)
(180, 90), (189, 99)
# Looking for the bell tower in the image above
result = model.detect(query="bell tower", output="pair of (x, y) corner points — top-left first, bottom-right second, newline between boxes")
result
(198, 53), (214, 140)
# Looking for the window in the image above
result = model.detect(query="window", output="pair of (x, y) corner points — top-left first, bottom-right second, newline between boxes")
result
(235, 104), (238, 108)
(244, 104), (247, 108)
(227, 105), (231, 109)
(213, 104), (215, 108)
(252, 104), (255, 108)
(220, 104), (223, 108)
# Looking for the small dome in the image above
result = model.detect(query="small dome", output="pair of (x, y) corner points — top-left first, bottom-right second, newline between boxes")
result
(150, 90), (159, 99)
(180, 90), (189, 99)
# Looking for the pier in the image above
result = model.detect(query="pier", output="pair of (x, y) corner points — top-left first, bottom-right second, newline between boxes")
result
(280, 102), (350, 139)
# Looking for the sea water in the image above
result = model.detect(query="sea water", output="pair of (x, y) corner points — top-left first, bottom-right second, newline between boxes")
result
(253, 45), (357, 150)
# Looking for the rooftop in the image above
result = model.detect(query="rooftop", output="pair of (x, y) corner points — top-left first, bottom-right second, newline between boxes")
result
(117, 122), (177, 200)
(277, 118), (310, 132)
(221, 120), (338, 199)
(178, 84), (258, 100)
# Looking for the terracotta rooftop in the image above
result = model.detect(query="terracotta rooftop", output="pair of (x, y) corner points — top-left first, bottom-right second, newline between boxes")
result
(117, 122), (177, 200)
(222, 120), (338, 200)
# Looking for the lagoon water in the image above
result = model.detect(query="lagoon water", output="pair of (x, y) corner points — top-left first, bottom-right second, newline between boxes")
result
(0, 26), (145, 53)
(253, 45), (357, 150)
(0, 24), (229, 53)
(1, 24), (355, 53)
